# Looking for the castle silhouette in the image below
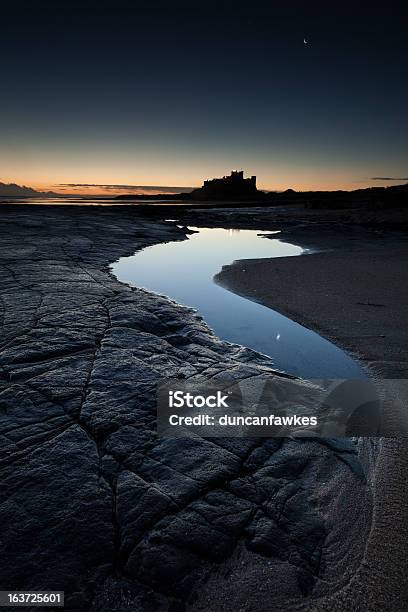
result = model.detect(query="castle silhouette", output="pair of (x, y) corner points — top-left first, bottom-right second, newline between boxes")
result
(189, 170), (259, 200)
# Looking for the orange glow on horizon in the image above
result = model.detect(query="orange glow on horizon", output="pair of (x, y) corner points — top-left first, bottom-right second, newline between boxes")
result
(26, 179), (398, 196)
(2, 165), (404, 196)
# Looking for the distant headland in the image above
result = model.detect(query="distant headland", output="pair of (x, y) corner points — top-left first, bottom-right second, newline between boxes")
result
(116, 170), (408, 209)
(0, 182), (58, 198)
(116, 170), (262, 201)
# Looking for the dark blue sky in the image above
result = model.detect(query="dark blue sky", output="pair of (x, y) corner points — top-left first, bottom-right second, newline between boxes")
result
(1, 1), (407, 192)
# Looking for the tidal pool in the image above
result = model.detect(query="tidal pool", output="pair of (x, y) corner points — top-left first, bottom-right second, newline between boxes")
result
(112, 227), (365, 378)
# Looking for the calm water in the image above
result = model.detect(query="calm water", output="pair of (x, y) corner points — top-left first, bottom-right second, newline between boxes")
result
(0, 197), (189, 206)
(112, 227), (365, 378)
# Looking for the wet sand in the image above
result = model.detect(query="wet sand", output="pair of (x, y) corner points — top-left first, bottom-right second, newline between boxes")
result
(215, 236), (408, 610)
(215, 244), (408, 378)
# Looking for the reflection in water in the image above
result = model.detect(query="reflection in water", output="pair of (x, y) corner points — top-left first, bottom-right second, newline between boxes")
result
(112, 227), (365, 378)
(0, 197), (190, 206)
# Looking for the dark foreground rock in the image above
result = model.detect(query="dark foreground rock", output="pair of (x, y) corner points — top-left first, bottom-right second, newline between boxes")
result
(0, 205), (392, 611)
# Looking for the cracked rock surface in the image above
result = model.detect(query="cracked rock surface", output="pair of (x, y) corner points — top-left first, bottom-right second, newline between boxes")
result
(0, 206), (374, 610)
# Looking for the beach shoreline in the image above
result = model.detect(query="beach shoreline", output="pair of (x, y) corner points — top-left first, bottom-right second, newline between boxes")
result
(214, 243), (408, 378)
(0, 204), (406, 610)
(215, 231), (408, 610)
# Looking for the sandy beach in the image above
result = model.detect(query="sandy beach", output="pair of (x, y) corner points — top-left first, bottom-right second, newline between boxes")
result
(215, 243), (408, 378)
(215, 229), (408, 610)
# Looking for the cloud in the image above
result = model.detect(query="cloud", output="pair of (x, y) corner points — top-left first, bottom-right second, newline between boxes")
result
(57, 183), (195, 193)
(371, 177), (408, 181)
